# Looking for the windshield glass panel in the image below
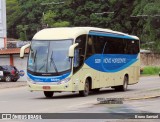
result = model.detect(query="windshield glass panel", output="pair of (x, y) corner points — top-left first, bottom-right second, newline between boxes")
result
(28, 41), (49, 73)
(28, 40), (72, 74)
(48, 40), (72, 73)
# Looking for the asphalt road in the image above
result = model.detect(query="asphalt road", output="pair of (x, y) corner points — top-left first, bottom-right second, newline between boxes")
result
(0, 76), (160, 114)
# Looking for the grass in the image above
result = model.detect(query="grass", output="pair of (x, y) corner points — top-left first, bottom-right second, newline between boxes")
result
(142, 66), (160, 75)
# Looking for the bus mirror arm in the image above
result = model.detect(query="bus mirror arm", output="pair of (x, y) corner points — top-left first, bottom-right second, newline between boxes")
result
(68, 43), (79, 58)
(20, 43), (31, 58)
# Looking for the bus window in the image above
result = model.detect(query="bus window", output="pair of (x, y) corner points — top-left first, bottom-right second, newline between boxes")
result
(74, 35), (87, 73)
(103, 37), (125, 54)
(74, 48), (80, 68)
(94, 36), (106, 54)
(87, 37), (94, 56)
(125, 39), (140, 54)
(75, 35), (86, 57)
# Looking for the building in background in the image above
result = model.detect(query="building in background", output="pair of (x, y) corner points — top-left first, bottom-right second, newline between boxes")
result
(0, 0), (30, 81)
(0, 0), (7, 49)
(0, 48), (29, 81)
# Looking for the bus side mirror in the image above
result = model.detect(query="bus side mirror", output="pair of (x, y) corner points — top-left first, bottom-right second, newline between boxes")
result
(68, 43), (79, 58)
(20, 44), (31, 58)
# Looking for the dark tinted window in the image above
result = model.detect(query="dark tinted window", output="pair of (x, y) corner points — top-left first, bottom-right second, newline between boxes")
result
(73, 35), (87, 73)
(75, 35), (87, 57)
(2, 66), (8, 70)
(103, 37), (139, 54)
(7, 66), (14, 71)
(86, 35), (107, 58)
(94, 36), (106, 54)
(0, 66), (18, 71)
(124, 39), (140, 54)
(0, 66), (2, 70)
(86, 36), (95, 57)
(87, 34), (139, 55)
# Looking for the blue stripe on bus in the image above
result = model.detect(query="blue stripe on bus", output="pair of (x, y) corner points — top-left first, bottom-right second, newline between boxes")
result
(27, 72), (70, 82)
(89, 32), (135, 40)
(85, 54), (138, 72)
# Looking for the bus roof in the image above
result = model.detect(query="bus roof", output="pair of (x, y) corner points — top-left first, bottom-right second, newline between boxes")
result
(33, 27), (139, 40)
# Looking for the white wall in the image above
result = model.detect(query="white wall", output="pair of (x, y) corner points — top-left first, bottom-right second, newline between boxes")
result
(13, 54), (28, 81)
(0, 55), (10, 65)
(0, 38), (4, 49)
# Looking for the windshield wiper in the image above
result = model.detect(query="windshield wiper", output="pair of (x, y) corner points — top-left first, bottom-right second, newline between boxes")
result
(38, 59), (47, 71)
(33, 50), (37, 71)
(50, 51), (59, 75)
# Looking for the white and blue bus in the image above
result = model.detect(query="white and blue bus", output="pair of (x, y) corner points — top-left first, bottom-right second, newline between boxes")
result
(20, 27), (140, 98)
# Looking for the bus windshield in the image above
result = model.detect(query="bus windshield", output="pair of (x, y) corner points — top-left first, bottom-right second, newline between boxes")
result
(28, 40), (72, 75)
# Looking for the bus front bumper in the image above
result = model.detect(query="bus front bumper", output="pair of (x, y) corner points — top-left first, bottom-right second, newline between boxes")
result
(27, 81), (73, 92)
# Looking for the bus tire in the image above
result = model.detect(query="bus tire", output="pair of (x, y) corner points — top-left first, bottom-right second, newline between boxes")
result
(44, 91), (54, 98)
(79, 79), (90, 97)
(115, 76), (128, 91)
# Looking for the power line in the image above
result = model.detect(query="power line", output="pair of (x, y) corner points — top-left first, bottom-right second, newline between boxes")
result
(41, 1), (64, 6)
(131, 15), (160, 17)
(94, 12), (114, 15)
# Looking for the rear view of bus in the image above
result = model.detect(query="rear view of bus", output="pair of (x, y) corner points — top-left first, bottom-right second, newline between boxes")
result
(20, 27), (140, 98)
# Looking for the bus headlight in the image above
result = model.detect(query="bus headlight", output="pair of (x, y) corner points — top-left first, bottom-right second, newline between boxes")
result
(58, 78), (71, 84)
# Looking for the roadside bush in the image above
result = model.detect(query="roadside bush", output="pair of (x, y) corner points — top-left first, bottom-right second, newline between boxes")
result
(142, 66), (160, 75)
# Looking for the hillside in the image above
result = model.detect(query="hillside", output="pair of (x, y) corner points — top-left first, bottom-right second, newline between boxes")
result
(6, 0), (160, 52)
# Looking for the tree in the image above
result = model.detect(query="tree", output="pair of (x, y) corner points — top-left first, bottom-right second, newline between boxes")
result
(6, 0), (22, 38)
(16, 25), (28, 40)
(132, 0), (160, 52)
(17, 0), (44, 39)
(6, 0), (160, 52)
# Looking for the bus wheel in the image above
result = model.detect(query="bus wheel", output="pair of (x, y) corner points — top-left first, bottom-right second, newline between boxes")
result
(79, 79), (90, 97)
(44, 91), (54, 98)
(115, 76), (128, 91)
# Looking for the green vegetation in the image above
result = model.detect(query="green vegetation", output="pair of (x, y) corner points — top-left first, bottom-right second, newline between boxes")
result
(6, 0), (160, 52)
(142, 66), (160, 75)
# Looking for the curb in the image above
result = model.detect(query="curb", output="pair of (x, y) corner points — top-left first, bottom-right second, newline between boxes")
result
(0, 81), (27, 89)
(125, 95), (160, 101)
